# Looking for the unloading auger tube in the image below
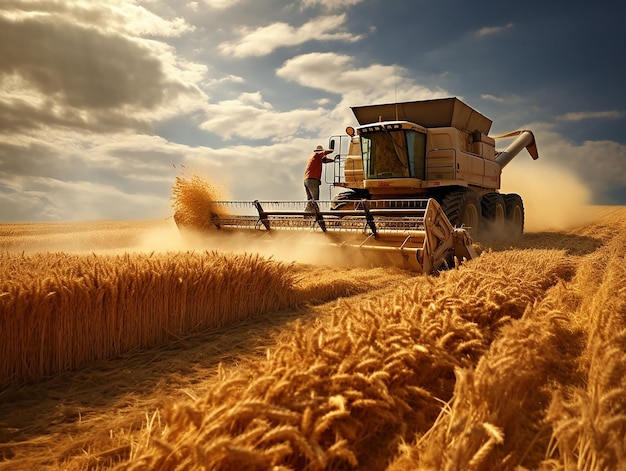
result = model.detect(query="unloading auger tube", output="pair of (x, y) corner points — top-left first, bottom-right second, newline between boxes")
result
(183, 198), (477, 274)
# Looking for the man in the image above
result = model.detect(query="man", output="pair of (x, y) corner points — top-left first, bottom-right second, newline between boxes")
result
(304, 145), (334, 205)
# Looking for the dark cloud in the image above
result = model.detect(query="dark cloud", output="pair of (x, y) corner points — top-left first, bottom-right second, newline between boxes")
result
(0, 14), (189, 133)
(0, 138), (179, 222)
(0, 95), (153, 134)
(0, 139), (176, 192)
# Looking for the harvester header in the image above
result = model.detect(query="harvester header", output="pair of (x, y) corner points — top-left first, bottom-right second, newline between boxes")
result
(175, 197), (477, 274)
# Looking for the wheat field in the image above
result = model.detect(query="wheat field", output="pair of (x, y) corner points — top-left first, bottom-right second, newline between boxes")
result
(0, 193), (625, 469)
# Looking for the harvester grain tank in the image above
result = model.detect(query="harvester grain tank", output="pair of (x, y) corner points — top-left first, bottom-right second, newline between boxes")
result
(174, 98), (537, 274)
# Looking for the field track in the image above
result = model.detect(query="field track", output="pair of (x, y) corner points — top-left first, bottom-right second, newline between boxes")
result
(0, 206), (625, 470)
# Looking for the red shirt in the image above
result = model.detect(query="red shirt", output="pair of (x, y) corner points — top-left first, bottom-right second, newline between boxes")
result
(303, 151), (332, 180)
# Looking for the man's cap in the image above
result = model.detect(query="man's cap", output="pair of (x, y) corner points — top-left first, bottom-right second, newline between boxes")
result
(314, 145), (326, 152)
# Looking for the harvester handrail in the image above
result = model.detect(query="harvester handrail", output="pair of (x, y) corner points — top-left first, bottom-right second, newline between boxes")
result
(208, 199), (430, 206)
(225, 208), (429, 218)
(205, 198), (435, 236)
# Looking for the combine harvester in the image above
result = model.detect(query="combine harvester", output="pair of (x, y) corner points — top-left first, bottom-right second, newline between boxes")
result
(175, 97), (538, 274)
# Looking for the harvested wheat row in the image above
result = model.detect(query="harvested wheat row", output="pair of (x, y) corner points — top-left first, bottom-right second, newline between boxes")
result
(544, 228), (626, 471)
(0, 251), (295, 387)
(389, 297), (578, 471)
(121, 248), (574, 470)
(388, 222), (626, 471)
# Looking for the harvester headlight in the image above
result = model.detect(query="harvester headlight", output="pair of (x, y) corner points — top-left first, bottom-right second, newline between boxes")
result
(346, 126), (355, 137)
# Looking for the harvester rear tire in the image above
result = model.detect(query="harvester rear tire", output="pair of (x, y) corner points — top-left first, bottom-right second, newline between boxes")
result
(503, 193), (524, 238)
(480, 192), (506, 236)
(440, 188), (481, 238)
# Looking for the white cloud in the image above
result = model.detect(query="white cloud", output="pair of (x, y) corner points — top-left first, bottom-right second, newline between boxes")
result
(15, 177), (165, 221)
(198, 53), (449, 142)
(199, 92), (330, 140)
(202, 0), (241, 10)
(2, 0), (194, 37)
(474, 22), (513, 37)
(558, 110), (624, 121)
(0, 127), (322, 222)
(205, 74), (245, 87)
(218, 14), (362, 57)
(481, 94), (523, 105)
(180, 138), (338, 203)
(0, 130), (191, 221)
(108, 2), (194, 37)
(300, 0), (366, 10)
(276, 52), (448, 102)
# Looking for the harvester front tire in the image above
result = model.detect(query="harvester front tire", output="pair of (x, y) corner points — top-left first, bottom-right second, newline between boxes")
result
(440, 189), (481, 238)
(481, 192), (506, 237)
(503, 193), (524, 238)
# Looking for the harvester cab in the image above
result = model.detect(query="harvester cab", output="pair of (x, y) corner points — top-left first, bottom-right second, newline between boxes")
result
(174, 98), (537, 274)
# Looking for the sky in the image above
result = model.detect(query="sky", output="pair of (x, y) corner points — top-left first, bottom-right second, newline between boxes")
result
(1, 0), (625, 223)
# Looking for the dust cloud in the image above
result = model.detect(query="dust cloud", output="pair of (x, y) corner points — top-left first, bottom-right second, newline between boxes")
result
(166, 171), (373, 269)
(0, 219), (354, 269)
(500, 162), (594, 231)
(171, 226), (368, 269)
(7, 160), (597, 262)
(134, 221), (187, 252)
(135, 218), (406, 270)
